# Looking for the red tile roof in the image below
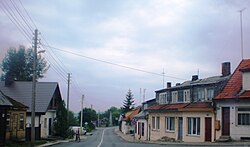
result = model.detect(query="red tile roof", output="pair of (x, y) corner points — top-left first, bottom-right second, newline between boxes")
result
(122, 108), (140, 121)
(215, 59), (250, 99)
(184, 102), (212, 108)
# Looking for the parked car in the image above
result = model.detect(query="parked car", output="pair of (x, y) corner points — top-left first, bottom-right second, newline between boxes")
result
(69, 126), (87, 135)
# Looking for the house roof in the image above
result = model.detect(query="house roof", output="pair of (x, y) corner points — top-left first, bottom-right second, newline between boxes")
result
(0, 81), (62, 113)
(122, 108), (141, 121)
(147, 102), (213, 112)
(0, 90), (27, 108)
(215, 59), (250, 99)
(155, 75), (230, 92)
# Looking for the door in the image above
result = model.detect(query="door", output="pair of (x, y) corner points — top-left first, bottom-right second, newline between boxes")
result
(178, 117), (183, 141)
(49, 118), (52, 135)
(11, 114), (18, 140)
(205, 117), (212, 142)
(222, 107), (230, 136)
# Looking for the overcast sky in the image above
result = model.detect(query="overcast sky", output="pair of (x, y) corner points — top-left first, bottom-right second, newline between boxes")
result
(0, 0), (250, 112)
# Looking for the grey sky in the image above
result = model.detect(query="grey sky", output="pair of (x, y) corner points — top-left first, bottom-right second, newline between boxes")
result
(0, 0), (250, 112)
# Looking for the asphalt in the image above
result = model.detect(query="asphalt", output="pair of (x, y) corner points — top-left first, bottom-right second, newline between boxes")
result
(37, 127), (250, 147)
(36, 135), (87, 147)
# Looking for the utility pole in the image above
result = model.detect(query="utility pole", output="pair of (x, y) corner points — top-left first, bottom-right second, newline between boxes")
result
(239, 8), (246, 60)
(109, 111), (112, 127)
(80, 95), (84, 135)
(67, 73), (71, 123)
(31, 29), (38, 146)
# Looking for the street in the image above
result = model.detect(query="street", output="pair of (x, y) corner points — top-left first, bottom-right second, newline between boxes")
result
(51, 127), (248, 147)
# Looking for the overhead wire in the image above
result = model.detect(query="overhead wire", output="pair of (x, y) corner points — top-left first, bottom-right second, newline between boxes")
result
(42, 44), (186, 80)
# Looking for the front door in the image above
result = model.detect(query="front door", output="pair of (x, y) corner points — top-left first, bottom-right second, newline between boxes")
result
(222, 107), (230, 136)
(11, 114), (18, 140)
(178, 117), (183, 141)
(205, 117), (212, 142)
(49, 118), (52, 135)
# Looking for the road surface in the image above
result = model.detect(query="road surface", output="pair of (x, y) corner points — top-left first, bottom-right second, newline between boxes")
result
(52, 127), (247, 147)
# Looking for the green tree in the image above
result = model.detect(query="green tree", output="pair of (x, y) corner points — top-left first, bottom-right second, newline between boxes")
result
(68, 110), (79, 126)
(1, 46), (48, 81)
(100, 106), (122, 126)
(122, 89), (135, 113)
(53, 101), (73, 139)
(78, 108), (97, 131)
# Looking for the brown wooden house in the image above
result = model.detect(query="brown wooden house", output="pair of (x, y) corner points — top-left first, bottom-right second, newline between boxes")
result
(0, 90), (28, 145)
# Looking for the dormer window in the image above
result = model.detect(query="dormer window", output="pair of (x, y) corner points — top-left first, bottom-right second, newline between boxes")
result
(240, 66), (250, 91)
(172, 91), (178, 103)
(184, 90), (190, 102)
(159, 93), (167, 104)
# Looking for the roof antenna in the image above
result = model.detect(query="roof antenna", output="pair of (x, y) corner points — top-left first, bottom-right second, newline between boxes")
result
(238, 8), (246, 60)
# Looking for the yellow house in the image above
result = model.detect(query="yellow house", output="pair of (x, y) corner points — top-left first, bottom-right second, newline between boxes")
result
(0, 90), (28, 145)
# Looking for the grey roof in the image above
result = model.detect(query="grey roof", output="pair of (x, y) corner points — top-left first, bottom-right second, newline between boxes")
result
(0, 91), (12, 106)
(0, 81), (61, 113)
(156, 75), (231, 92)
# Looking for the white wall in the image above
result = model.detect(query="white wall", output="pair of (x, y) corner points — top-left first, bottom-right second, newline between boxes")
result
(40, 110), (56, 138)
(242, 72), (250, 90)
(216, 100), (250, 140)
(26, 116), (40, 127)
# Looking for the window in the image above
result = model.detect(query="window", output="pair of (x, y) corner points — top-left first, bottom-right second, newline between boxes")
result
(166, 117), (175, 131)
(198, 89), (205, 101)
(159, 93), (167, 104)
(207, 89), (214, 101)
(19, 113), (24, 130)
(44, 118), (47, 128)
(6, 112), (10, 131)
(156, 117), (160, 130)
(178, 91), (184, 102)
(171, 91), (178, 103)
(152, 116), (155, 129)
(187, 117), (200, 135)
(184, 90), (190, 102)
(238, 108), (250, 125)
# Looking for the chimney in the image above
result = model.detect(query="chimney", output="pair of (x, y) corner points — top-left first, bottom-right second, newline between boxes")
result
(176, 83), (181, 86)
(5, 75), (14, 86)
(167, 82), (171, 88)
(192, 75), (198, 81)
(222, 62), (231, 77)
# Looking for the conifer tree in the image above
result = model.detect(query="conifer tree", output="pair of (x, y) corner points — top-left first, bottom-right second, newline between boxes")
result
(122, 89), (135, 113)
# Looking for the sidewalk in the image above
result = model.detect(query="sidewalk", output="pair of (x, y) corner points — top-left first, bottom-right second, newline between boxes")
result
(114, 128), (250, 146)
(37, 135), (87, 147)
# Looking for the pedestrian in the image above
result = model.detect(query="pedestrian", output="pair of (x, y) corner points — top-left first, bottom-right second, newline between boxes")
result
(76, 128), (80, 142)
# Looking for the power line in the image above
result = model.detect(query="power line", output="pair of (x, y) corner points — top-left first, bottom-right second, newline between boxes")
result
(42, 44), (186, 80)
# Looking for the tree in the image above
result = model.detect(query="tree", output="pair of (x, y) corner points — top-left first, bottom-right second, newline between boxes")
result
(1, 46), (49, 81)
(122, 89), (135, 113)
(100, 106), (122, 126)
(68, 110), (78, 126)
(78, 108), (97, 131)
(53, 101), (73, 139)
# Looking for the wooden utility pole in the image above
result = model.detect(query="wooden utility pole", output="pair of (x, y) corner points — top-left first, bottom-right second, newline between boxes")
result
(80, 95), (84, 134)
(31, 29), (38, 146)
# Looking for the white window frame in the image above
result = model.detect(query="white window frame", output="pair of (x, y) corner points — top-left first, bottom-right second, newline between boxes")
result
(156, 116), (160, 130)
(184, 89), (190, 102)
(171, 91), (178, 103)
(206, 88), (214, 101)
(237, 107), (250, 125)
(165, 117), (175, 132)
(187, 117), (200, 135)
(152, 116), (156, 130)
(159, 92), (167, 104)
(198, 89), (205, 101)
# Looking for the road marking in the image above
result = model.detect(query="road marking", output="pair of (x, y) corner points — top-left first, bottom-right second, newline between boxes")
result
(97, 128), (106, 147)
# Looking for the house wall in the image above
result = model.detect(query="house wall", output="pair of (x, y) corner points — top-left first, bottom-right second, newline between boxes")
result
(215, 99), (250, 140)
(149, 112), (180, 141)
(40, 110), (56, 138)
(135, 119), (148, 141)
(182, 111), (215, 142)
(5, 109), (26, 141)
(26, 115), (40, 128)
(149, 111), (215, 142)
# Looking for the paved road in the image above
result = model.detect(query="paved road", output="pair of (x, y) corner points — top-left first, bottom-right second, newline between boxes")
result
(52, 127), (248, 147)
